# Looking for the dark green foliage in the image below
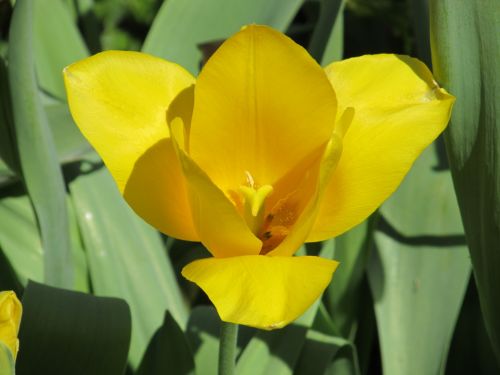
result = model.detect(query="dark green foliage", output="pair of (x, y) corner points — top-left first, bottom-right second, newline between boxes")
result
(17, 281), (131, 375)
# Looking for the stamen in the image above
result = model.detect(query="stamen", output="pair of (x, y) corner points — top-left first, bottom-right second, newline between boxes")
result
(244, 170), (255, 188)
(258, 192), (299, 254)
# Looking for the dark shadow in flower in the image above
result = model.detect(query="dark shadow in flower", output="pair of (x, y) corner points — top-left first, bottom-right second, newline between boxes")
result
(123, 138), (182, 235)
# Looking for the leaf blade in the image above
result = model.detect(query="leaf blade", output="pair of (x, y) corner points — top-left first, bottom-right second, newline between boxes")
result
(143, 0), (303, 74)
(368, 144), (471, 375)
(69, 159), (188, 368)
(8, 0), (73, 288)
(430, 0), (500, 362)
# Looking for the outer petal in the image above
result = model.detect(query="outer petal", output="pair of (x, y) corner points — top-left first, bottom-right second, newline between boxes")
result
(308, 54), (455, 241)
(0, 291), (22, 359)
(64, 51), (198, 240)
(189, 25), (337, 193)
(182, 255), (338, 329)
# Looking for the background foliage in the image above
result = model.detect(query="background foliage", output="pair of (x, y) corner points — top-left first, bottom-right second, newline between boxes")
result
(0, 0), (498, 374)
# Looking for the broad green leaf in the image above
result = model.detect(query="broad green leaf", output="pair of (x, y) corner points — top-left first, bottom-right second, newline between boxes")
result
(0, 100), (91, 189)
(66, 196), (90, 293)
(0, 101), (91, 189)
(320, 3), (344, 65)
(44, 103), (91, 163)
(236, 323), (308, 375)
(368, 144), (471, 375)
(327, 346), (361, 375)
(69, 157), (188, 368)
(8, 0), (73, 288)
(446, 280), (500, 374)
(137, 311), (195, 375)
(34, 0), (89, 100)
(322, 219), (375, 339)
(16, 281), (131, 375)
(0, 193), (89, 292)
(0, 341), (15, 375)
(294, 330), (359, 375)
(142, 0), (303, 74)
(0, 194), (44, 285)
(307, 0), (345, 64)
(429, 0), (500, 362)
(186, 306), (220, 375)
(32, 0), (92, 165)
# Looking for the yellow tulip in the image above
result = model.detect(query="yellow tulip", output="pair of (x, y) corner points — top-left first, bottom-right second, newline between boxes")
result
(0, 291), (22, 359)
(63, 25), (454, 330)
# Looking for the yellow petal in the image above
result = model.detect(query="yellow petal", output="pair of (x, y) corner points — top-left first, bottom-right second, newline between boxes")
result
(308, 54), (455, 241)
(189, 24), (337, 193)
(169, 131), (261, 258)
(182, 255), (338, 329)
(64, 51), (198, 240)
(0, 291), (22, 359)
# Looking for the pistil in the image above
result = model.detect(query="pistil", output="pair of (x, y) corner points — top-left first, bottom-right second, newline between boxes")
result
(238, 184), (273, 234)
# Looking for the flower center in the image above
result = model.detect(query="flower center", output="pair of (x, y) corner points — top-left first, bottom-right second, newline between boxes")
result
(230, 171), (299, 254)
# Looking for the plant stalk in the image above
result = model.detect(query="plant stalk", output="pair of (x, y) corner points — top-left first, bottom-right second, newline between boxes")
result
(218, 322), (238, 375)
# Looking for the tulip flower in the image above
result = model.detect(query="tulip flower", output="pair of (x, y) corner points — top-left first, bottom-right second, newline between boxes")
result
(0, 291), (22, 359)
(64, 25), (454, 330)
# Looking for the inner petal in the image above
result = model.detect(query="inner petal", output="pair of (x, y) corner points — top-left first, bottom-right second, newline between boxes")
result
(189, 25), (337, 195)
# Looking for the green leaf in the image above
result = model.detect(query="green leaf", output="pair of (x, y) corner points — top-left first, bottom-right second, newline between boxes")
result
(185, 306), (220, 375)
(429, 0), (500, 363)
(142, 0), (303, 74)
(0, 192), (89, 291)
(294, 330), (359, 375)
(322, 218), (375, 339)
(66, 196), (90, 293)
(34, 0), (89, 100)
(0, 341), (15, 375)
(368, 144), (471, 375)
(44, 102), (91, 163)
(69, 157), (188, 368)
(0, 99), (91, 189)
(307, 0), (345, 64)
(236, 324), (308, 375)
(327, 345), (361, 375)
(8, 0), (73, 288)
(137, 311), (195, 375)
(16, 281), (131, 375)
(0, 194), (44, 285)
(446, 280), (500, 374)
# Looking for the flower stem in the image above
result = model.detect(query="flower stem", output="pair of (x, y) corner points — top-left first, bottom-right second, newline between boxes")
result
(218, 322), (238, 375)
